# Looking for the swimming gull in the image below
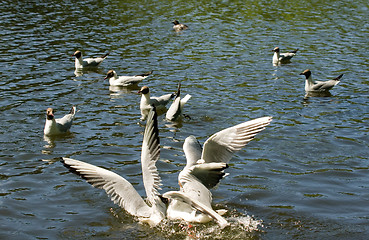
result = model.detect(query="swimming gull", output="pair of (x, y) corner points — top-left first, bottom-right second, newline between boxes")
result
(104, 70), (153, 87)
(172, 20), (188, 32)
(44, 106), (76, 136)
(299, 69), (343, 93)
(272, 47), (298, 65)
(72, 50), (109, 69)
(138, 86), (175, 120)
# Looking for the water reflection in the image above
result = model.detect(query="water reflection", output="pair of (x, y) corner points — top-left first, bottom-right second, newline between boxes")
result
(304, 91), (333, 100)
(109, 85), (140, 97)
(74, 68), (105, 77)
(42, 133), (75, 154)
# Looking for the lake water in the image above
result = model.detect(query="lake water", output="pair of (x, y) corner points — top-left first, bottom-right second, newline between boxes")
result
(1, 0), (368, 239)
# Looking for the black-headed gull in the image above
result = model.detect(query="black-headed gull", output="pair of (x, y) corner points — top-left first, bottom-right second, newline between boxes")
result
(165, 83), (191, 121)
(44, 106), (76, 136)
(72, 50), (109, 69)
(61, 107), (167, 227)
(272, 47), (298, 65)
(104, 70), (153, 87)
(172, 20), (188, 32)
(299, 69), (343, 93)
(164, 116), (273, 228)
(138, 86), (175, 120)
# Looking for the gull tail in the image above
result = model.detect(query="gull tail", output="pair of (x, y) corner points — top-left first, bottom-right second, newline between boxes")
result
(100, 52), (110, 58)
(135, 70), (154, 77)
(333, 74), (344, 81)
(163, 191), (229, 229)
(289, 48), (299, 53)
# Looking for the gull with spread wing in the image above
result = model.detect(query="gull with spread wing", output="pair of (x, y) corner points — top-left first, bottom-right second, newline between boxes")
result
(164, 116), (273, 228)
(61, 107), (167, 227)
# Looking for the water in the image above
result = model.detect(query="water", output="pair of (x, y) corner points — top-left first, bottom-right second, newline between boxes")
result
(1, 0), (368, 239)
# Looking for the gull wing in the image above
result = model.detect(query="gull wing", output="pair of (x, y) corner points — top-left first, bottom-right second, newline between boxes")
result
(201, 116), (272, 164)
(135, 70), (153, 77)
(180, 161), (228, 192)
(183, 135), (203, 168)
(163, 191), (229, 228)
(141, 107), (162, 206)
(151, 93), (175, 107)
(55, 106), (76, 132)
(61, 157), (151, 218)
(116, 76), (145, 86)
(313, 74), (343, 91)
(312, 80), (339, 91)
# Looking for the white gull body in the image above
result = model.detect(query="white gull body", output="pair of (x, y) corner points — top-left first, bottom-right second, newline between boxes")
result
(61, 108), (166, 227)
(44, 106), (76, 136)
(272, 47), (298, 65)
(164, 116), (273, 227)
(300, 69), (343, 93)
(72, 50), (109, 69)
(138, 86), (174, 120)
(104, 70), (153, 86)
(165, 83), (191, 121)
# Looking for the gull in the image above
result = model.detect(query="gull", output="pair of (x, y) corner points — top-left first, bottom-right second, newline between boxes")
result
(61, 107), (167, 227)
(164, 116), (273, 228)
(138, 86), (175, 120)
(72, 50), (109, 69)
(104, 70), (153, 87)
(61, 107), (272, 228)
(299, 69), (343, 93)
(172, 20), (188, 32)
(272, 47), (298, 65)
(44, 106), (76, 136)
(165, 83), (191, 121)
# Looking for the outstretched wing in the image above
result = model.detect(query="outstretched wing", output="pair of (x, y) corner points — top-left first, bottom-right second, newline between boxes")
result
(141, 107), (162, 206)
(181, 137), (228, 190)
(61, 157), (151, 218)
(201, 116), (272, 164)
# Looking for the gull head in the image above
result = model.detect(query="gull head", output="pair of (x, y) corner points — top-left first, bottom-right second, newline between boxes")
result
(46, 108), (54, 120)
(72, 50), (82, 58)
(138, 86), (150, 95)
(299, 69), (311, 79)
(104, 70), (115, 80)
(272, 47), (280, 52)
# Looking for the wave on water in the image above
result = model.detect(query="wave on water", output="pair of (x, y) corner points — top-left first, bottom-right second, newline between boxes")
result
(156, 212), (263, 240)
